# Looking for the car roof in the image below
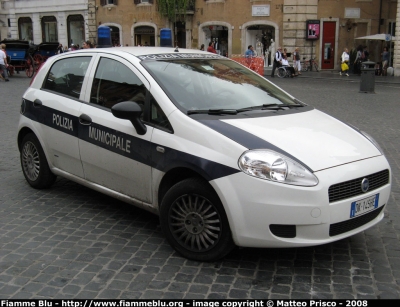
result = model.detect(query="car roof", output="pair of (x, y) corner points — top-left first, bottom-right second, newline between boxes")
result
(67, 47), (222, 60)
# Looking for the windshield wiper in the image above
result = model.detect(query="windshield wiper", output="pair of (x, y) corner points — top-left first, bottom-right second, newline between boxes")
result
(187, 109), (239, 115)
(261, 103), (305, 110)
(236, 103), (304, 112)
(187, 103), (305, 115)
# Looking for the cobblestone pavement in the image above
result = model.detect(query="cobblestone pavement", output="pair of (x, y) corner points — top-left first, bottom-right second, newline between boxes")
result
(1, 73), (400, 299)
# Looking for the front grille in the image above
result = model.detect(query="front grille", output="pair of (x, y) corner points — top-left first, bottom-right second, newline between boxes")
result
(329, 205), (384, 236)
(328, 169), (389, 203)
(270, 224), (296, 238)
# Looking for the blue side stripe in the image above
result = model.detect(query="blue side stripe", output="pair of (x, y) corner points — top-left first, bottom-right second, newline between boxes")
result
(22, 99), (240, 181)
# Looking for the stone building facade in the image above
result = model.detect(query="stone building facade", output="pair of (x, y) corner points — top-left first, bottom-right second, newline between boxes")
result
(0, 0), (399, 75)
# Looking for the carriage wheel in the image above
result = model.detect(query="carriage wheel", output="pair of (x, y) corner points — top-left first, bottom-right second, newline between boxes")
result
(25, 55), (35, 78)
(26, 65), (35, 78)
(33, 54), (43, 67)
(7, 65), (14, 77)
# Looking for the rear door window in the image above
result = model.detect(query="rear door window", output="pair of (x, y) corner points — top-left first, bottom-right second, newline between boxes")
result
(43, 56), (91, 99)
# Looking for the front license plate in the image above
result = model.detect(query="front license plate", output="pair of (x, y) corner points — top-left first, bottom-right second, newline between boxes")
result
(350, 194), (379, 218)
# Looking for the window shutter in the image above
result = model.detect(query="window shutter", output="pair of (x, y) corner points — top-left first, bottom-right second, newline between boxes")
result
(149, 0), (154, 4)
(114, 0), (118, 5)
(134, 0), (140, 4)
(100, 0), (106, 6)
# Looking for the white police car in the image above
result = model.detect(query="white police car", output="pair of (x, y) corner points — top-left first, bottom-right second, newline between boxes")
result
(18, 47), (391, 261)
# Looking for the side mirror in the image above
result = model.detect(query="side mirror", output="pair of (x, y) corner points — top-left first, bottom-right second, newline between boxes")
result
(111, 101), (147, 135)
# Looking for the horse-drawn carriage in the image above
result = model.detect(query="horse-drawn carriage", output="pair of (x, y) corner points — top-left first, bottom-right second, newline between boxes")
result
(32, 42), (60, 67)
(1, 40), (60, 78)
(1, 39), (36, 77)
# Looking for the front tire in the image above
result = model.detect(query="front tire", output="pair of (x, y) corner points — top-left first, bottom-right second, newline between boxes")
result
(20, 133), (56, 189)
(160, 178), (235, 261)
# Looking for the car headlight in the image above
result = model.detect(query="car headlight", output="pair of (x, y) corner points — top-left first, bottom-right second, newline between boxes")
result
(238, 150), (318, 186)
(360, 130), (383, 154)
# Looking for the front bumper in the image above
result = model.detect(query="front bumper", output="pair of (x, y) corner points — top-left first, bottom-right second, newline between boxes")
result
(211, 155), (391, 248)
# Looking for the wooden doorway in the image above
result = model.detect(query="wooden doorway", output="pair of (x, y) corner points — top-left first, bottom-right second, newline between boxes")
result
(321, 22), (336, 70)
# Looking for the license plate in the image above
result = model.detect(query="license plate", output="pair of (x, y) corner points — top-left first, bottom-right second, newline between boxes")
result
(350, 194), (379, 218)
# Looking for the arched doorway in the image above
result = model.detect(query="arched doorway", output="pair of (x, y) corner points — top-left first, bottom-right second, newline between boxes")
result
(246, 25), (275, 58)
(134, 26), (155, 46)
(199, 22), (232, 57)
(109, 26), (120, 46)
(102, 23), (122, 46)
(242, 21), (279, 66)
(174, 21), (186, 49)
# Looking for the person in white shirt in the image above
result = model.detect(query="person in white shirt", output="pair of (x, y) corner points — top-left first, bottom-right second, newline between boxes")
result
(340, 48), (350, 76)
(281, 55), (296, 77)
(0, 44), (9, 81)
(293, 47), (301, 75)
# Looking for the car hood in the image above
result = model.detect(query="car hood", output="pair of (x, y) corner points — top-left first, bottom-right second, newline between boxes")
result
(220, 109), (381, 172)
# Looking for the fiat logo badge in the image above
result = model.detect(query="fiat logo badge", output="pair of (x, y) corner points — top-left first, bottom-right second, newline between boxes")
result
(361, 178), (369, 193)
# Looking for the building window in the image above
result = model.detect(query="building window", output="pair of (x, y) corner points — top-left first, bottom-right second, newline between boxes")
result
(18, 17), (33, 42)
(388, 22), (396, 36)
(41, 16), (58, 43)
(100, 0), (118, 6)
(134, 0), (153, 4)
(67, 15), (84, 47)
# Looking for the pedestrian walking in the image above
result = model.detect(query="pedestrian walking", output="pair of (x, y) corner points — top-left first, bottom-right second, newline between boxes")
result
(57, 43), (64, 54)
(0, 43), (10, 81)
(362, 46), (369, 62)
(353, 45), (363, 75)
(245, 45), (255, 58)
(283, 48), (288, 58)
(293, 47), (301, 75)
(207, 41), (217, 54)
(82, 40), (94, 49)
(68, 44), (77, 51)
(340, 48), (350, 76)
(270, 46), (283, 77)
(381, 47), (389, 76)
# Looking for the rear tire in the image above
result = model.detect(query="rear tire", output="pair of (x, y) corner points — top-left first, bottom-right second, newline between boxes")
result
(160, 177), (235, 261)
(20, 133), (56, 189)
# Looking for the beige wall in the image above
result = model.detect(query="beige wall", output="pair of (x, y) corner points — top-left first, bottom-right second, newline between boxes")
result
(394, 0), (400, 76)
(94, 0), (398, 71)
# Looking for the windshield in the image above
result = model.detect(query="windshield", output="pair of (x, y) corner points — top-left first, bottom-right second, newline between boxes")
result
(142, 58), (299, 112)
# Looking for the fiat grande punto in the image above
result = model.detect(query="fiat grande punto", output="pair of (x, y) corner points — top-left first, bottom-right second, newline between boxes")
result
(18, 47), (391, 261)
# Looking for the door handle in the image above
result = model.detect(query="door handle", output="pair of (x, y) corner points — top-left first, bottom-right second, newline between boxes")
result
(33, 99), (42, 107)
(79, 114), (92, 125)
